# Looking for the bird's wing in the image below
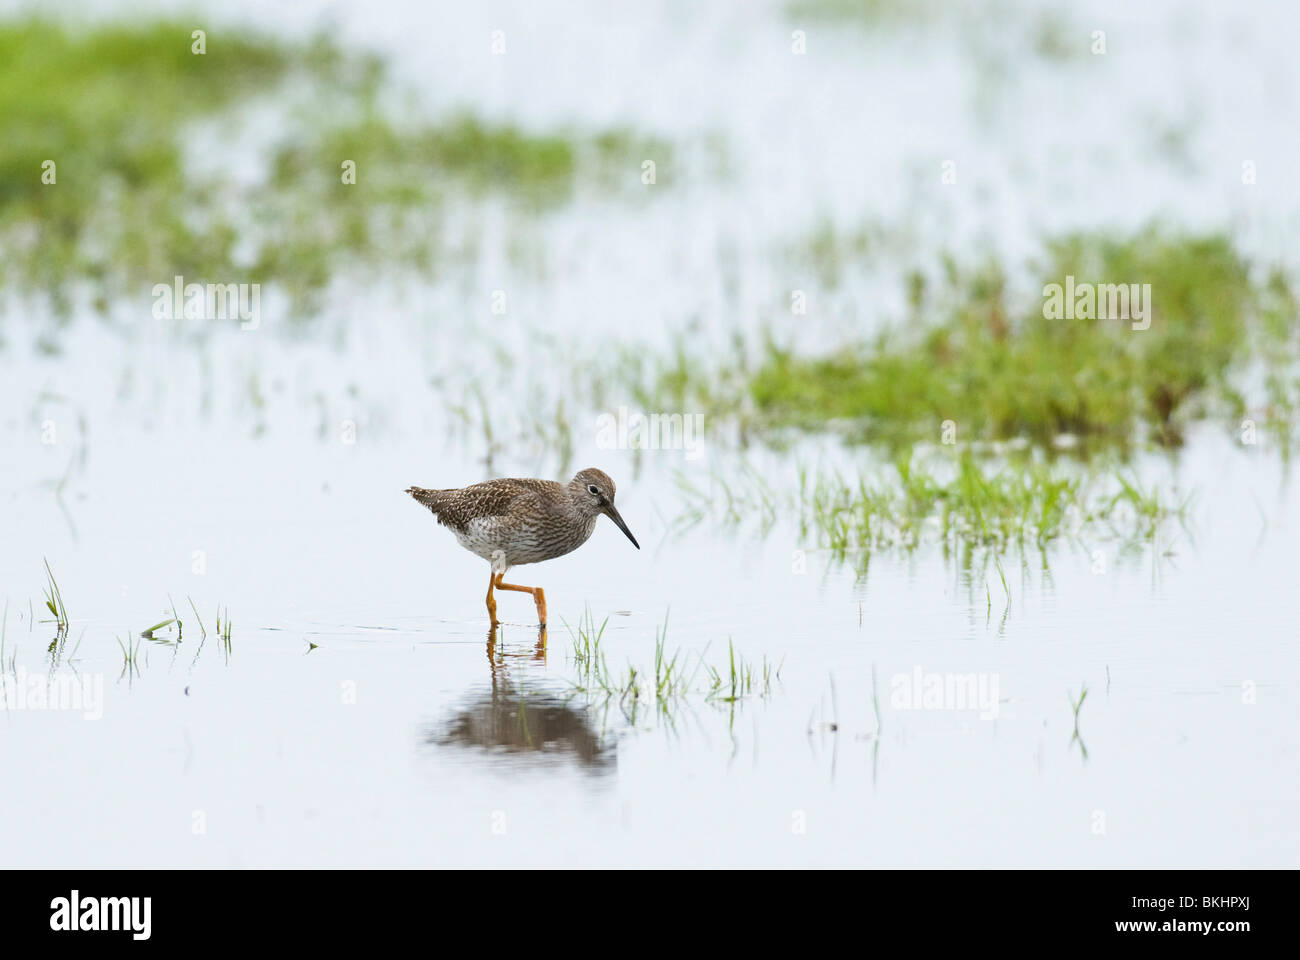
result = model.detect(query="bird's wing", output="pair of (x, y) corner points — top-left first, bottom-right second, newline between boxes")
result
(406, 478), (556, 534)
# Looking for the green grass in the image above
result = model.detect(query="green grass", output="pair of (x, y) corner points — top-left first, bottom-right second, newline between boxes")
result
(786, 0), (935, 28)
(0, 20), (289, 208)
(184, 600), (232, 670)
(564, 607), (779, 715)
(187, 596), (207, 639)
(672, 459), (780, 534)
(116, 634), (142, 682)
(786, 218), (890, 289)
(40, 559), (69, 640)
(140, 618), (177, 642)
(565, 606), (611, 688)
(637, 228), (1300, 454)
(216, 607), (233, 658)
(0, 17), (673, 322)
(756, 230), (1286, 447)
(1069, 683), (1089, 760)
(0, 19), (292, 313)
(675, 449), (1187, 569)
(274, 114), (575, 194)
(785, 0), (1087, 66)
(798, 452), (1181, 554)
(699, 638), (781, 704)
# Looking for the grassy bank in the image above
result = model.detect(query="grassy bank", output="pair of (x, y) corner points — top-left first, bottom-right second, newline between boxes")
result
(0, 17), (669, 323)
(641, 228), (1299, 455)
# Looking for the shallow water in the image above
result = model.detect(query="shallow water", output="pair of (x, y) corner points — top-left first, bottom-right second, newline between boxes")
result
(1, 0), (1298, 867)
(2, 387), (1296, 867)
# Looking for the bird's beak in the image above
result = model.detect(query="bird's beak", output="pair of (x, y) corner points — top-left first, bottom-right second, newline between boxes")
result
(604, 503), (640, 550)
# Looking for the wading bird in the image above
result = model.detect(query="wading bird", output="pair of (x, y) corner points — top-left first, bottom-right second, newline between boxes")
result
(406, 468), (639, 627)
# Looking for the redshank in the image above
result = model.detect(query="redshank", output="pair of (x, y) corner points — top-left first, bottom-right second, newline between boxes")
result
(406, 467), (639, 627)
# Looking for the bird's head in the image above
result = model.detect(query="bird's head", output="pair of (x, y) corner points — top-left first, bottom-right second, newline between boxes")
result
(570, 468), (639, 549)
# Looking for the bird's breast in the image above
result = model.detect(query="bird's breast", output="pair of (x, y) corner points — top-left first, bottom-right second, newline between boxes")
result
(508, 512), (598, 565)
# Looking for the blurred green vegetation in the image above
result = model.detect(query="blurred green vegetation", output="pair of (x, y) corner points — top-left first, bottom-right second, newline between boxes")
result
(0, 19), (293, 313)
(637, 228), (1300, 454)
(670, 447), (1185, 571)
(785, 0), (932, 27)
(271, 114), (576, 197)
(0, 20), (289, 209)
(0, 17), (670, 322)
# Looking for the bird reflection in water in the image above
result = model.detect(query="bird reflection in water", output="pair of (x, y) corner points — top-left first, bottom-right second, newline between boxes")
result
(428, 625), (614, 772)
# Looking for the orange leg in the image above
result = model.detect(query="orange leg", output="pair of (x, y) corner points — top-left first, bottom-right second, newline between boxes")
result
(493, 573), (547, 627)
(485, 569), (499, 626)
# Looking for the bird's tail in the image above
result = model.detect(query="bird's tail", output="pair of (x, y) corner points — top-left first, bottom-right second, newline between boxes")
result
(405, 486), (446, 512)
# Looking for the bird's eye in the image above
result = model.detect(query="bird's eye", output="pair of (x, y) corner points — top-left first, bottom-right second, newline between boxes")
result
(588, 484), (599, 496)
